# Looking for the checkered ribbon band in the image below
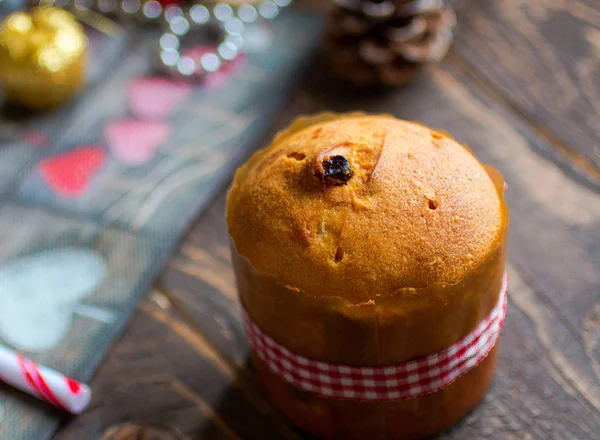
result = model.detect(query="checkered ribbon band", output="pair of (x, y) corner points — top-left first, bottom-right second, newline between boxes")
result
(243, 272), (508, 402)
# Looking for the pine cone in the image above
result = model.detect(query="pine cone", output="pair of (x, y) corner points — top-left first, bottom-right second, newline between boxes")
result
(325, 0), (457, 86)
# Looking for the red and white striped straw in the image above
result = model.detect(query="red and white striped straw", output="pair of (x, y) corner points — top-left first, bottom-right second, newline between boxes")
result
(0, 345), (91, 414)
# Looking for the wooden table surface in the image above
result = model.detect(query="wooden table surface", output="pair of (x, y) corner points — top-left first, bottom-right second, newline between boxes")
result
(55, 1), (600, 439)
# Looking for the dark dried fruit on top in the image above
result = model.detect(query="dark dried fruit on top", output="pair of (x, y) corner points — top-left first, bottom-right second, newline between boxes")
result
(315, 155), (354, 185)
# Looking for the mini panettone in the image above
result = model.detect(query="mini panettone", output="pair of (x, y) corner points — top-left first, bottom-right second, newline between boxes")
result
(227, 113), (508, 440)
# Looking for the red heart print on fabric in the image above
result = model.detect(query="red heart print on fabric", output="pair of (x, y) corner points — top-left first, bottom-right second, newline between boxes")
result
(104, 119), (171, 165)
(127, 77), (192, 119)
(39, 146), (106, 197)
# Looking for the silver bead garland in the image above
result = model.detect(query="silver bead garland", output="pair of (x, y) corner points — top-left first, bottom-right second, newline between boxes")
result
(48, 0), (292, 78)
(155, 1), (292, 77)
(156, 4), (243, 78)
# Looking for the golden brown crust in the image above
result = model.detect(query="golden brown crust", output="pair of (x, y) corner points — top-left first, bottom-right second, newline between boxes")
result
(227, 113), (503, 302)
(233, 232), (506, 365)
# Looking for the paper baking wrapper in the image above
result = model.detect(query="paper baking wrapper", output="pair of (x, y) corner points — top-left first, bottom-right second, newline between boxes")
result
(230, 113), (509, 440)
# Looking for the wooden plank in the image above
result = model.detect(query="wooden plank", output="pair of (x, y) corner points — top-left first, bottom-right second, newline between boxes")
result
(155, 58), (600, 438)
(451, 0), (600, 174)
(54, 293), (303, 440)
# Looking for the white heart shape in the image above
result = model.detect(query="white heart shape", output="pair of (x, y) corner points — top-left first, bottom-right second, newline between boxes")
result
(0, 249), (107, 352)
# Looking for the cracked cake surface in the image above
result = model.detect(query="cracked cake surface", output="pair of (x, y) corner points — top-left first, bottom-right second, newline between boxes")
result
(227, 113), (503, 302)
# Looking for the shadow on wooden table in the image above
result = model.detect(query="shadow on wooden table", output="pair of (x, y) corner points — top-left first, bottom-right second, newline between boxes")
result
(206, 355), (480, 440)
(206, 356), (319, 440)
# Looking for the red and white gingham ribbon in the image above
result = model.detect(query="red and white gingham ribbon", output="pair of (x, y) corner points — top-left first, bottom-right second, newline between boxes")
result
(243, 273), (507, 402)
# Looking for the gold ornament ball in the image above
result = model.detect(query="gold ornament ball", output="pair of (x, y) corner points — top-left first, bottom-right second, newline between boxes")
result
(0, 7), (88, 110)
